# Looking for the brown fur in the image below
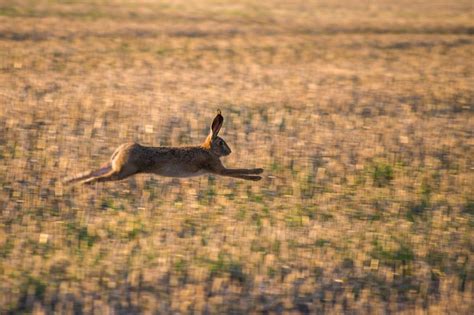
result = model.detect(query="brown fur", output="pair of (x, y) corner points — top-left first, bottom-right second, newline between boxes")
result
(64, 112), (263, 185)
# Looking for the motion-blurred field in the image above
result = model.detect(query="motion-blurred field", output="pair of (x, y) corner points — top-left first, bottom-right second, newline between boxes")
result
(0, 0), (473, 313)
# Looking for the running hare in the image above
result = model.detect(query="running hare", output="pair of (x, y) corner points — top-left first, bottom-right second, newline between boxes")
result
(64, 111), (263, 185)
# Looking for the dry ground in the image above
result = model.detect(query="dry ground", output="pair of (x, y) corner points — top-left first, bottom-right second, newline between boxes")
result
(0, 0), (473, 313)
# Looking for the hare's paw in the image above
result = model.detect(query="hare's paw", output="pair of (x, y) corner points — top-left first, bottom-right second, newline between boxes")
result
(253, 168), (264, 174)
(248, 175), (262, 181)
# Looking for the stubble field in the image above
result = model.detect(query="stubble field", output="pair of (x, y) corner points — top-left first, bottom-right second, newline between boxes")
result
(0, 0), (473, 313)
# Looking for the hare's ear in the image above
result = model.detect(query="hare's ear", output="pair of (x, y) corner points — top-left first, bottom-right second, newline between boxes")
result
(210, 110), (223, 138)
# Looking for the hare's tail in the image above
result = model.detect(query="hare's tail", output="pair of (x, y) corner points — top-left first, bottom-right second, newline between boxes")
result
(63, 163), (112, 185)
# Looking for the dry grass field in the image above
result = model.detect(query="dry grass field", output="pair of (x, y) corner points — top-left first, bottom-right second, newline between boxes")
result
(0, 0), (473, 313)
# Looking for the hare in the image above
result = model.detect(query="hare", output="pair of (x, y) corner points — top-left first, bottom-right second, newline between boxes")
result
(64, 111), (263, 185)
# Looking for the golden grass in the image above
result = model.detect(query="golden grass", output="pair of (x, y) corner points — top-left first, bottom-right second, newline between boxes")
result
(0, 0), (473, 313)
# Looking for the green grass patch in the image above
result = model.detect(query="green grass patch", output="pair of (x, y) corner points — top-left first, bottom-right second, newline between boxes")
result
(207, 253), (246, 283)
(371, 239), (415, 269)
(372, 162), (394, 187)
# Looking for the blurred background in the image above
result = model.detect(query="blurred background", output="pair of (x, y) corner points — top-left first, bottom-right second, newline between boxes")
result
(0, 0), (473, 313)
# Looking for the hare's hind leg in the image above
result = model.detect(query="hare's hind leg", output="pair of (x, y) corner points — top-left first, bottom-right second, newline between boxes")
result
(81, 169), (117, 185)
(82, 142), (141, 185)
(63, 163), (112, 185)
(82, 165), (139, 185)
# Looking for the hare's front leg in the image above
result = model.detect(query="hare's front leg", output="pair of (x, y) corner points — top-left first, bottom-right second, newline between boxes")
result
(209, 163), (263, 181)
(224, 174), (262, 181)
(221, 168), (263, 175)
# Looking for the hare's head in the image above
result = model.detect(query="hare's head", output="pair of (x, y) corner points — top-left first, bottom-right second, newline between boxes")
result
(203, 111), (232, 157)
